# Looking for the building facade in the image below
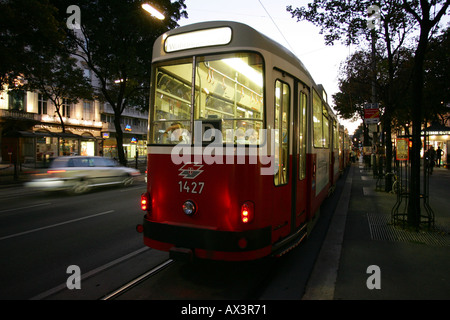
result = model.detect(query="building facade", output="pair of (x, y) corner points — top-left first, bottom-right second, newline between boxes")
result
(0, 87), (148, 167)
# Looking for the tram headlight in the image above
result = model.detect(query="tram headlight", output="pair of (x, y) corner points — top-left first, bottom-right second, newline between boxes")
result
(241, 201), (254, 224)
(182, 200), (197, 216)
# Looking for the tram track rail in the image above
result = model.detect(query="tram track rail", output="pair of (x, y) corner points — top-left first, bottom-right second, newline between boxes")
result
(101, 259), (174, 300)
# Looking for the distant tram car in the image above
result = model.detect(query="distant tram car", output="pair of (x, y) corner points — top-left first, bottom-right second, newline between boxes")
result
(138, 21), (350, 261)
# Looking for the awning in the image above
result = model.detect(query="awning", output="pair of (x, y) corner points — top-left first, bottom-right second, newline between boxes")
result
(2, 130), (52, 138)
(422, 123), (450, 135)
(3, 130), (102, 140)
(2, 130), (81, 139)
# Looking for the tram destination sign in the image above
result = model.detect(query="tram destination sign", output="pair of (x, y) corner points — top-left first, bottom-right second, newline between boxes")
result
(165, 27), (232, 52)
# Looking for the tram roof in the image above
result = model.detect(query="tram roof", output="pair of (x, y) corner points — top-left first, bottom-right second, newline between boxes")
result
(153, 20), (313, 81)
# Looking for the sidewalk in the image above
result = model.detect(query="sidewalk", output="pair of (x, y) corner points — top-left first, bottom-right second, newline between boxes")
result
(306, 160), (450, 300)
(0, 163), (35, 187)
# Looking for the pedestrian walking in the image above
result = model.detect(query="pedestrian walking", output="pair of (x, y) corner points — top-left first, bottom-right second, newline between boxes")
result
(425, 146), (436, 174)
(350, 149), (356, 163)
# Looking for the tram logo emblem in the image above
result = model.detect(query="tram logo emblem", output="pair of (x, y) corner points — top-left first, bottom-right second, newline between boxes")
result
(178, 163), (204, 179)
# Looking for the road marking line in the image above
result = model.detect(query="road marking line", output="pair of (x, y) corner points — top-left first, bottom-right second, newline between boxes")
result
(0, 210), (114, 241)
(0, 202), (52, 214)
(119, 186), (146, 192)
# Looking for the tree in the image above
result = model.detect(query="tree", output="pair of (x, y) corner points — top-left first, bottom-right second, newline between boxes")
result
(423, 26), (450, 124)
(402, 0), (449, 228)
(0, 0), (64, 87)
(53, 0), (187, 165)
(23, 53), (93, 133)
(288, 0), (420, 191)
(333, 50), (373, 144)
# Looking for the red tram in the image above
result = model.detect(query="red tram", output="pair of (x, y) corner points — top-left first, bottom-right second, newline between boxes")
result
(138, 21), (350, 261)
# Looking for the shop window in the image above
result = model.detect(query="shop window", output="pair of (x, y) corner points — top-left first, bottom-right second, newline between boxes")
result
(62, 98), (70, 118)
(8, 90), (25, 111)
(83, 101), (93, 120)
(38, 94), (48, 115)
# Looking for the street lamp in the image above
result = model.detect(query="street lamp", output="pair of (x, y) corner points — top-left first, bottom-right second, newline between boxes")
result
(141, 3), (165, 20)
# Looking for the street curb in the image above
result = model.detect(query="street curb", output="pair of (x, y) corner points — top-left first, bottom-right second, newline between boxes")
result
(302, 165), (354, 300)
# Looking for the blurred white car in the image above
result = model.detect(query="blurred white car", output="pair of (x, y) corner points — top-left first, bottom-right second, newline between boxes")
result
(26, 156), (140, 194)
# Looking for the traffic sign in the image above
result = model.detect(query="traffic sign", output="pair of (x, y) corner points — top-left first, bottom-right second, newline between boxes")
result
(364, 107), (380, 124)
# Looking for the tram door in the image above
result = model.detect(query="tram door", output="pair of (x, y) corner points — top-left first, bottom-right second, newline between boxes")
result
(295, 87), (308, 230)
(272, 72), (298, 241)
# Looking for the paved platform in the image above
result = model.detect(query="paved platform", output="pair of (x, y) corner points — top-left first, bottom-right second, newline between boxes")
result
(304, 160), (450, 300)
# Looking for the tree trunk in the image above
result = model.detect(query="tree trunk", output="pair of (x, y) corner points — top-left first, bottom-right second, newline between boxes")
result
(407, 28), (429, 229)
(113, 113), (126, 166)
(55, 108), (66, 133)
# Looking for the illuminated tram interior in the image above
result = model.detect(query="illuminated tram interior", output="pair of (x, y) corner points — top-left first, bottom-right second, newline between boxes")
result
(151, 53), (264, 145)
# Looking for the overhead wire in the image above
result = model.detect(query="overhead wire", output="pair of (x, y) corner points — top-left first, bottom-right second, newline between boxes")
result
(257, 0), (296, 54)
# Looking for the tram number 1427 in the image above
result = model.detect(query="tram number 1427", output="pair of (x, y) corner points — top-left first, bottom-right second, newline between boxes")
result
(178, 181), (205, 194)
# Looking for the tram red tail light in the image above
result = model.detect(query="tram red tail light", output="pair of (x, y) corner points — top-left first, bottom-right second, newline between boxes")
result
(241, 201), (254, 224)
(141, 192), (150, 211)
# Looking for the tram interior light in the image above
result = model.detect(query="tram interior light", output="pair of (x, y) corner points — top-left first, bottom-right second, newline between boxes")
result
(222, 58), (263, 87)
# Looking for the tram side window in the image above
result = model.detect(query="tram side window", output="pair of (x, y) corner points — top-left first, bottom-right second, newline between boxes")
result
(299, 92), (307, 180)
(151, 61), (193, 144)
(333, 121), (339, 150)
(313, 90), (322, 148)
(322, 104), (329, 148)
(313, 89), (330, 149)
(275, 80), (290, 186)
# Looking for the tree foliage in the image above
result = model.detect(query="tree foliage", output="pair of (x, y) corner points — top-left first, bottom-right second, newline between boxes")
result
(287, 0), (370, 46)
(423, 26), (450, 124)
(23, 53), (93, 133)
(0, 0), (65, 86)
(51, 0), (187, 165)
(288, 0), (450, 225)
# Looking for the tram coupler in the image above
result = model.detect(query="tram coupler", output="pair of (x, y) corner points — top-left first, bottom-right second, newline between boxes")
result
(169, 247), (193, 262)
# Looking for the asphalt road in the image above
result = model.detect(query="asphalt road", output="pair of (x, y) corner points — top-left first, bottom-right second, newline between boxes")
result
(0, 167), (348, 301)
(0, 180), (155, 300)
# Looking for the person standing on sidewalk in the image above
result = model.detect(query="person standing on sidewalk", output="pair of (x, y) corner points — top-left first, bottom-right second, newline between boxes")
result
(436, 146), (443, 167)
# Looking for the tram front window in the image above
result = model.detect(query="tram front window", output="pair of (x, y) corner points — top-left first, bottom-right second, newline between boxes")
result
(151, 53), (264, 145)
(152, 60), (193, 144)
